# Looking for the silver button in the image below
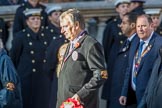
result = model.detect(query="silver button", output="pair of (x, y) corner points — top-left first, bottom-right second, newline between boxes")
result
(44, 41), (47, 45)
(120, 41), (123, 44)
(32, 60), (35, 63)
(119, 32), (122, 35)
(41, 16), (43, 20)
(53, 37), (56, 39)
(30, 51), (34, 54)
(50, 29), (54, 32)
(43, 59), (46, 63)
(32, 68), (36, 72)
(27, 34), (30, 37)
(29, 42), (32, 46)
(41, 33), (44, 37)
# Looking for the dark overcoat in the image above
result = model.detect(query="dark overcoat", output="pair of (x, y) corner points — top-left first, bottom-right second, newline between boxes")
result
(12, 1), (47, 36)
(44, 22), (68, 108)
(121, 32), (162, 104)
(102, 16), (127, 104)
(107, 35), (138, 108)
(9, 27), (50, 108)
(56, 34), (107, 108)
(0, 48), (22, 108)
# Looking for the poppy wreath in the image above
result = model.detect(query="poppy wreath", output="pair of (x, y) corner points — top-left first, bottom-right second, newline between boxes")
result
(60, 98), (84, 108)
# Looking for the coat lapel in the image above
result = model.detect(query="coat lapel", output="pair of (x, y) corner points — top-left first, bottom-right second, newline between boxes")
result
(137, 34), (156, 73)
(63, 34), (87, 63)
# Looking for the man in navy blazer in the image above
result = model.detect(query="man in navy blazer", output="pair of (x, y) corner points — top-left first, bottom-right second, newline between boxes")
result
(119, 14), (162, 106)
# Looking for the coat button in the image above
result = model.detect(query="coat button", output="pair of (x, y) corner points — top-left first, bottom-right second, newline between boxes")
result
(120, 41), (123, 44)
(43, 59), (46, 63)
(32, 68), (36, 72)
(29, 42), (32, 46)
(44, 41), (47, 45)
(53, 36), (56, 40)
(41, 26), (44, 29)
(27, 34), (30, 37)
(32, 60), (35, 63)
(118, 32), (122, 35)
(41, 33), (44, 37)
(30, 51), (34, 54)
(160, 31), (162, 35)
(50, 29), (54, 33)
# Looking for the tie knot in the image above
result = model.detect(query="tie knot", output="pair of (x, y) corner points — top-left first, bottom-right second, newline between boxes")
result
(139, 41), (145, 47)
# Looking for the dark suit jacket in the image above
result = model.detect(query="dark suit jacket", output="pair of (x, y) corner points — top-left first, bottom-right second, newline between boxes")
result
(56, 34), (107, 108)
(121, 32), (162, 104)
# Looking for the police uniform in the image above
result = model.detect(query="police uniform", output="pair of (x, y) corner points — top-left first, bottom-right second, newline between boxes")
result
(10, 9), (50, 108)
(12, 1), (47, 37)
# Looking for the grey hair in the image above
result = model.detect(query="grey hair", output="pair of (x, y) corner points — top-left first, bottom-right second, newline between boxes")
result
(60, 8), (85, 29)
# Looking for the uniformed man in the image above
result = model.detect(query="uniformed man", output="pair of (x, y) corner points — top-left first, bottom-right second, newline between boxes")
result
(144, 8), (162, 36)
(43, 5), (68, 108)
(102, 0), (130, 107)
(12, 0), (47, 37)
(10, 8), (50, 108)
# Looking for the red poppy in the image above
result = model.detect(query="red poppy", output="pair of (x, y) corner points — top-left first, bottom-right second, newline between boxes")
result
(60, 98), (84, 108)
(74, 42), (80, 49)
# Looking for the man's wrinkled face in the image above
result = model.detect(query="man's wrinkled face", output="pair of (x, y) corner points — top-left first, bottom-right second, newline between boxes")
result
(136, 16), (153, 40)
(60, 16), (77, 41)
(26, 16), (41, 30)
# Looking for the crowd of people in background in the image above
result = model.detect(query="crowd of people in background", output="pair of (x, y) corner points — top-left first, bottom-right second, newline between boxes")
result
(0, 0), (162, 108)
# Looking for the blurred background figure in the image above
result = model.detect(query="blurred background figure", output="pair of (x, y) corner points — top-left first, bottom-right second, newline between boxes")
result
(0, 18), (8, 50)
(12, 0), (47, 37)
(44, 5), (68, 108)
(0, 0), (18, 6)
(129, 0), (145, 15)
(102, 0), (130, 108)
(0, 38), (22, 108)
(144, 8), (162, 36)
(10, 8), (50, 108)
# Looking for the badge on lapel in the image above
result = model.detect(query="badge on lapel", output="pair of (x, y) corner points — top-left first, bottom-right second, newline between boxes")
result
(72, 51), (78, 61)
